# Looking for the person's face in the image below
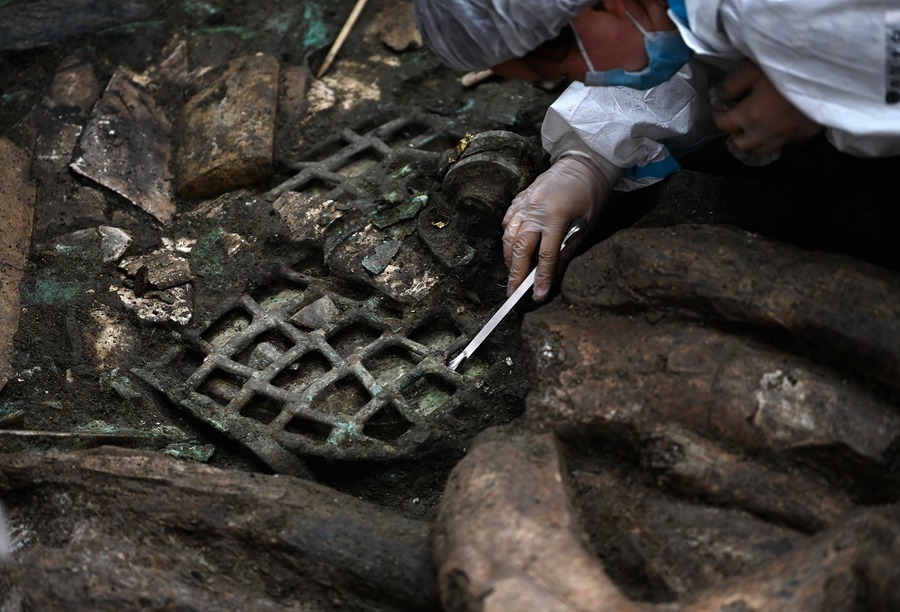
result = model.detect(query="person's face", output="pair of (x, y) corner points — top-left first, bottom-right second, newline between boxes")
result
(490, 3), (655, 83)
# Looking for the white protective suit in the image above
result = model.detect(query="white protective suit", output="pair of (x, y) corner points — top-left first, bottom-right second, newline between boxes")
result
(543, 0), (900, 191)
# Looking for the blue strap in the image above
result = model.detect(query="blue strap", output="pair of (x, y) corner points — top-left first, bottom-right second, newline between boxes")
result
(667, 0), (689, 25)
(623, 154), (681, 182)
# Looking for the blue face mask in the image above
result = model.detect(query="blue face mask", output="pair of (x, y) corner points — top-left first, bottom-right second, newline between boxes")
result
(574, 12), (693, 90)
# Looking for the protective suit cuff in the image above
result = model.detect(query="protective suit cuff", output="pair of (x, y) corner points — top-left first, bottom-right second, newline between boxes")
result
(616, 155), (681, 191)
(552, 150), (623, 190)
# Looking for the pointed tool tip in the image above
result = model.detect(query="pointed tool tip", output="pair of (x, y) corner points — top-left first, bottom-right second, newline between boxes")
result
(448, 352), (466, 371)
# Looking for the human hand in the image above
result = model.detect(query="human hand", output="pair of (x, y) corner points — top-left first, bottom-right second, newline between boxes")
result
(712, 61), (822, 156)
(502, 153), (611, 302)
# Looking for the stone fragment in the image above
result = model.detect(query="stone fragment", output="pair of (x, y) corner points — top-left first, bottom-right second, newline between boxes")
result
(120, 249), (192, 290)
(39, 51), (102, 121)
(47, 226), (133, 263)
(139, 36), (194, 89)
(291, 296), (341, 329)
(71, 66), (175, 223)
(369, 0), (423, 51)
(0, 138), (35, 391)
(176, 54), (279, 199)
(99, 227), (134, 262)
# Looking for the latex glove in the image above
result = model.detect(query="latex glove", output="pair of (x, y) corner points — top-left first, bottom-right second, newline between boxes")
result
(712, 60), (822, 156)
(502, 153), (611, 302)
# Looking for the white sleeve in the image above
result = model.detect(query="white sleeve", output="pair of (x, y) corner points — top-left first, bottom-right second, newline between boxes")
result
(718, 0), (900, 158)
(541, 60), (724, 191)
(825, 130), (900, 158)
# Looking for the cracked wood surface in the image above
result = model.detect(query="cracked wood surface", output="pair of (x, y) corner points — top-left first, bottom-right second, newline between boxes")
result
(0, 446), (438, 611)
(0, 138), (34, 392)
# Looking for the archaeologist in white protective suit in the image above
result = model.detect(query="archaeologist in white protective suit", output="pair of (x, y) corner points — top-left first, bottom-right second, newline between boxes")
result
(413, 0), (900, 301)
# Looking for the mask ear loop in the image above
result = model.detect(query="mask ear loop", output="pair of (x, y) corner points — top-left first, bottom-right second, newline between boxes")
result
(571, 24), (597, 73)
(573, 11), (648, 78)
(624, 11), (650, 37)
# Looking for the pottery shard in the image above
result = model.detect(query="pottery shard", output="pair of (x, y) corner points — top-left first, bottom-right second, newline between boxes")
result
(176, 54), (279, 199)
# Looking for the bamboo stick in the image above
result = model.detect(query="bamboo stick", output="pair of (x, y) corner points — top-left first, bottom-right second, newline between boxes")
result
(317, 0), (370, 78)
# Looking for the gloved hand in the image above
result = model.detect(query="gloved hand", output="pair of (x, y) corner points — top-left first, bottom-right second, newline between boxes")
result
(712, 60), (822, 157)
(502, 152), (612, 302)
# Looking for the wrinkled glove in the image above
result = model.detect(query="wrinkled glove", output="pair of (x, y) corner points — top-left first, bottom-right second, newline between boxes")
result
(502, 152), (613, 302)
